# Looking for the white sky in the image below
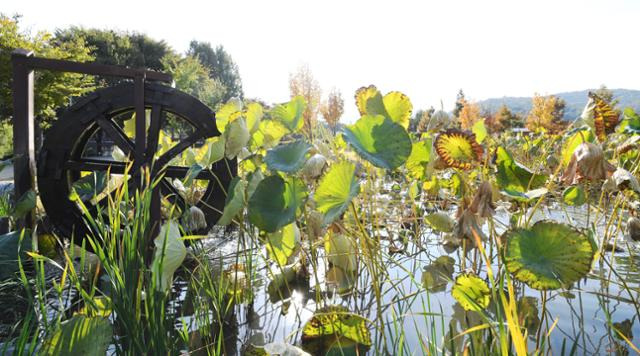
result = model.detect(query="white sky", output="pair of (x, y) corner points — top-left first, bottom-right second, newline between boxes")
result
(5, 0), (640, 122)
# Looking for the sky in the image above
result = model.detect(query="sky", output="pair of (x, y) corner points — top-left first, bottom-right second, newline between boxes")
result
(5, 0), (640, 123)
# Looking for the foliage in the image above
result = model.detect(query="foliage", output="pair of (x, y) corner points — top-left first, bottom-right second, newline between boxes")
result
(289, 64), (322, 138)
(188, 41), (244, 102)
(41, 315), (111, 356)
(0, 15), (94, 126)
(314, 161), (360, 225)
(451, 273), (491, 311)
(525, 94), (567, 133)
(161, 54), (226, 109)
(319, 88), (344, 133)
(458, 101), (483, 130)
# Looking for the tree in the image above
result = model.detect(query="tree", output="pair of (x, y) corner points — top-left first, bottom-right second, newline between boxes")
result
(187, 41), (243, 102)
(161, 54), (226, 110)
(492, 104), (522, 131)
(319, 88), (344, 134)
(525, 94), (567, 133)
(55, 27), (172, 86)
(0, 15), (94, 126)
(458, 101), (482, 130)
(453, 89), (466, 118)
(289, 64), (321, 138)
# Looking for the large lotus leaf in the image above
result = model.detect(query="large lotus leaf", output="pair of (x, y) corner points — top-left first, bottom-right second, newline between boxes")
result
(382, 91), (412, 129)
(620, 108), (640, 134)
(264, 140), (312, 173)
(248, 175), (308, 233)
(435, 129), (483, 170)
(451, 273), (491, 311)
(422, 256), (455, 292)
(495, 146), (547, 192)
(70, 173), (107, 202)
(315, 161), (360, 225)
(405, 138), (433, 180)
(504, 221), (595, 290)
(325, 231), (357, 272)
(265, 223), (300, 266)
(216, 99), (243, 133)
(301, 305), (372, 349)
(152, 221), (186, 291)
(224, 117), (250, 159)
(249, 119), (289, 151)
(41, 315), (112, 356)
(341, 115), (412, 170)
(355, 85), (387, 118)
(271, 96), (306, 133)
(246, 169), (264, 198)
(217, 177), (247, 226)
(561, 127), (595, 166)
(245, 102), (264, 134)
(0, 230), (32, 280)
(199, 136), (225, 167)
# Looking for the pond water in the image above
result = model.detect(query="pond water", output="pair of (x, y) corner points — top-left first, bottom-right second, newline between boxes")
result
(175, 203), (640, 355)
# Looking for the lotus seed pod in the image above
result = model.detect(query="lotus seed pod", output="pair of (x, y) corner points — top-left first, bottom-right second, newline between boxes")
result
(302, 154), (328, 179)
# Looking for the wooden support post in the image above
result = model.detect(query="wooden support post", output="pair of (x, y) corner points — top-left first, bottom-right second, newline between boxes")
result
(11, 49), (36, 230)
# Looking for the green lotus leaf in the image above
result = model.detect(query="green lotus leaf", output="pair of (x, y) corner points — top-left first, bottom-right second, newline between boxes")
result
(561, 127), (595, 166)
(151, 221), (186, 291)
(422, 256), (455, 292)
(41, 315), (112, 356)
(217, 177), (247, 226)
(265, 223), (300, 266)
(355, 85), (387, 118)
(245, 102), (264, 134)
(501, 187), (548, 203)
(451, 273), (491, 311)
(495, 146), (547, 193)
(0, 230), (32, 280)
(216, 99), (243, 133)
(200, 136), (225, 167)
(424, 212), (455, 232)
(405, 138), (433, 180)
(382, 91), (412, 129)
(562, 185), (586, 206)
(264, 140), (312, 173)
(224, 117), (250, 159)
(70, 173), (107, 202)
(341, 115), (412, 170)
(271, 96), (306, 133)
(301, 305), (372, 351)
(249, 119), (289, 151)
(246, 169), (264, 199)
(472, 119), (488, 143)
(248, 175), (308, 233)
(504, 221), (596, 290)
(315, 161), (360, 225)
(435, 129), (483, 170)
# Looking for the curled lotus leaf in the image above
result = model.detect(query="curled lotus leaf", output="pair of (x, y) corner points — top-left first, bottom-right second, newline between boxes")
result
(503, 221), (596, 290)
(587, 92), (620, 142)
(435, 129), (483, 170)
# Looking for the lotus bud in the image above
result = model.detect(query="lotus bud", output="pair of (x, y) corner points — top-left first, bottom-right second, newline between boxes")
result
(627, 217), (640, 242)
(469, 181), (495, 218)
(302, 154), (328, 179)
(562, 142), (615, 185)
(183, 206), (207, 232)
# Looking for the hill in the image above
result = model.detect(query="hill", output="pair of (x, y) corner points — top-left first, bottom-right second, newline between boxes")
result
(478, 89), (640, 120)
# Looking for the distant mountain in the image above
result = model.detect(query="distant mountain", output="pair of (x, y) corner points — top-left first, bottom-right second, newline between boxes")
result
(478, 89), (640, 120)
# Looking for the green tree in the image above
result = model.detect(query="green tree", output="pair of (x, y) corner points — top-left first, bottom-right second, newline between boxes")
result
(161, 54), (226, 110)
(55, 27), (172, 86)
(187, 41), (243, 102)
(493, 104), (523, 130)
(0, 14), (94, 127)
(525, 94), (567, 133)
(453, 89), (466, 118)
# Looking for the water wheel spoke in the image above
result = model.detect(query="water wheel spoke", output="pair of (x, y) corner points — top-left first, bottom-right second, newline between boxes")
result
(159, 178), (187, 212)
(145, 104), (164, 163)
(65, 158), (128, 174)
(154, 131), (206, 169)
(95, 116), (143, 162)
(162, 165), (216, 180)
